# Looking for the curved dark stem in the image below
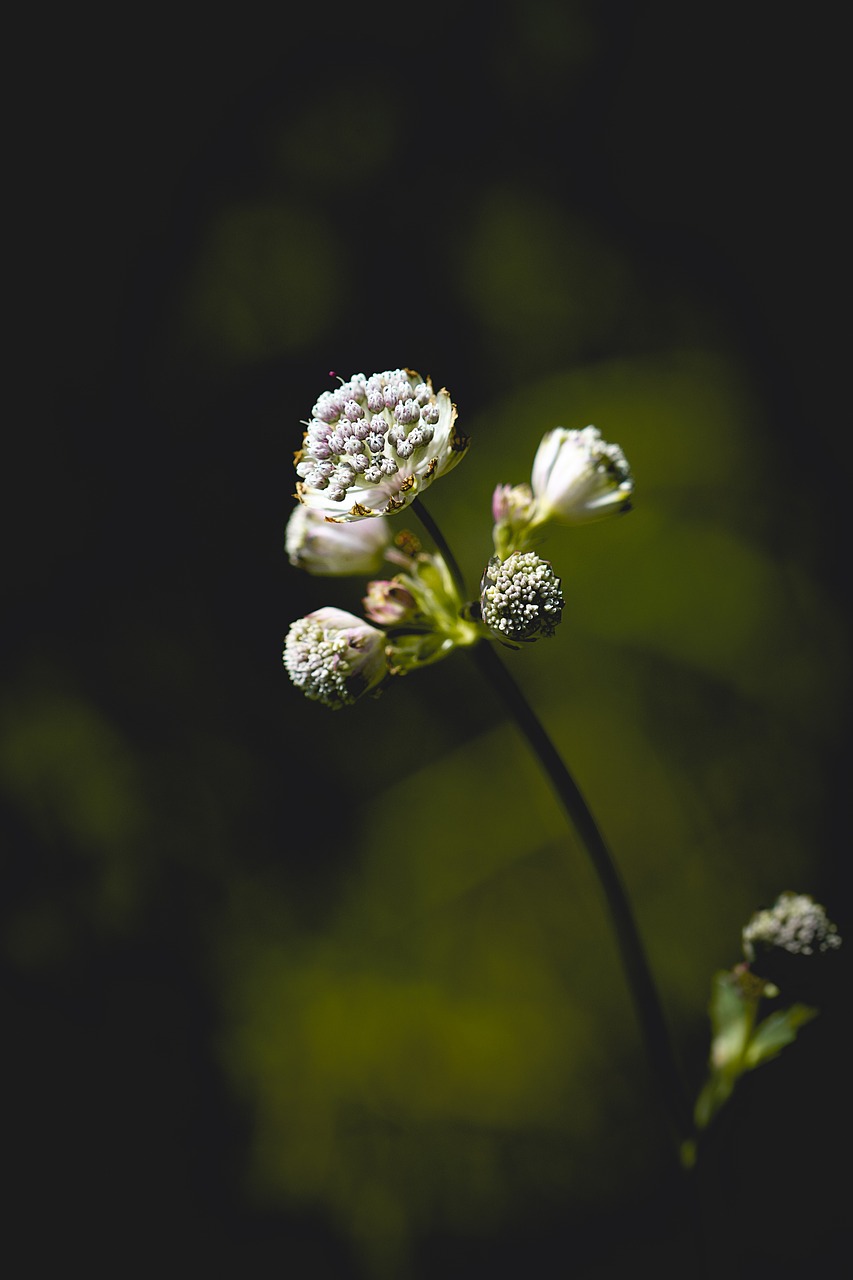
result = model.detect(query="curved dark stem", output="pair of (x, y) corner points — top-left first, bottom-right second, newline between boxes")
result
(412, 497), (468, 601)
(468, 638), (695, 1155)
(411, 498), (694, 1155)
(408, 498), (708, 1267)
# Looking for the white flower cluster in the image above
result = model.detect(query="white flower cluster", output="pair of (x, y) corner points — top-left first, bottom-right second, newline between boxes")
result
(295, 368), (469, 521)
(282, 365), (636, 708)
(480, 552), (564, 645)
(742, 892), (842, 962)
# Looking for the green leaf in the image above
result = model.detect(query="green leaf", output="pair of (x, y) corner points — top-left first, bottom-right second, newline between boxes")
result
(743, 1003), (818, 1070)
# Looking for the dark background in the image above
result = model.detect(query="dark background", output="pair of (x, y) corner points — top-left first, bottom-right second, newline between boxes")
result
(6, 2), (850, 1276)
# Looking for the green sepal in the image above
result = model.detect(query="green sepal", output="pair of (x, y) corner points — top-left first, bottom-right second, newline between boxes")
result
(385, 631), (459, 674)
(385, 551), (483, 664)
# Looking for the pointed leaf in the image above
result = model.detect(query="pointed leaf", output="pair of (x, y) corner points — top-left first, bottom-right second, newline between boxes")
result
(743, 1003), (818, 1069)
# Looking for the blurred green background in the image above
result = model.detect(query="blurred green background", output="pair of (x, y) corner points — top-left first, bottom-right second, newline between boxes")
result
(6, 2), (850, 1276)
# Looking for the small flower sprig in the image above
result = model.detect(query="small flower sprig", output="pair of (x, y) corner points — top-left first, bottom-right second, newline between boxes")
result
(684, 892), (842, 1166)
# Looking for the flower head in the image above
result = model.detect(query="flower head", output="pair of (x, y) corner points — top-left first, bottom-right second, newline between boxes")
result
(530, 426), (633, 526)
(294, 368), (469, 521)
(479, 551), (564, 645)
(285, 504), (392, 576)
(742, 892), (842, 964)
(283, 607), (388, 709)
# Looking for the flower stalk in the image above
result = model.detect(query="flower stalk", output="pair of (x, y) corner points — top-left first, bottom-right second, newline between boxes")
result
(467, 630), (694, 1157)
(412, 493), (692, 1152)
(411, 496), (468, 601)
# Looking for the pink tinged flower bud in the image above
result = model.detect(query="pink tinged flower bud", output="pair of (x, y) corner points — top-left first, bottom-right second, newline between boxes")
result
(283, 607), (389, 709)
(492, 482), (534, 524)
(530, 426), (633, 525)
(492, 484), (513, 523)
(362, 580), (418, 626)
(285, 505), (392, 576)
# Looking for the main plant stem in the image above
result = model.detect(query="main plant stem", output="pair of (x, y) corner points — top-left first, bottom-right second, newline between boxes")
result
(469, 639), (693, 1153)
(413, 497), (693, 1156)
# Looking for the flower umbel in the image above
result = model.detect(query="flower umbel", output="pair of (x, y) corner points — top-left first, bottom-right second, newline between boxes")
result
(283, 607), (389, 709)
(285, 504), (393, 576)
(295, 368), (469, 521)
(742, 892), (842, 964)
(479, 551), (564, 645)
(493, 425), (633, 559)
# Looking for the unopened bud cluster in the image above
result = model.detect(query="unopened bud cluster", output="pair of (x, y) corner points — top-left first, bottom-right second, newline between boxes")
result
(283, 607), (388, 710)
(480, 552), (564, 644)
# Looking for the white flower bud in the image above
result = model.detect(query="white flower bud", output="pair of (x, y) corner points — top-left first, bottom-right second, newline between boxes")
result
(285, 504), (392, 576)
(530, 426), (633, 526)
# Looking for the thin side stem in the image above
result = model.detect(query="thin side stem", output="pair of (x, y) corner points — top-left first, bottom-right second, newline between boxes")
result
(412, 497), (468, 601)
(468, 638), (694, 1154)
